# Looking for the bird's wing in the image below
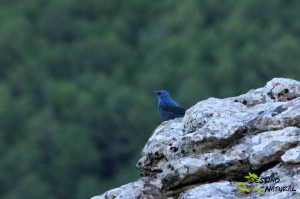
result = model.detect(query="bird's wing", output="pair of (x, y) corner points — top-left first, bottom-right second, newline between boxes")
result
(160, 102), (186, 114)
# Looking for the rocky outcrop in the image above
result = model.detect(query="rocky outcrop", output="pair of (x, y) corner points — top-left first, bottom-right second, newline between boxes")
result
(92, 78), (300, 199)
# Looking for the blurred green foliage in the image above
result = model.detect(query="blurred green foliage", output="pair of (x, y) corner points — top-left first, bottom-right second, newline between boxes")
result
(0, 0), (300, 198)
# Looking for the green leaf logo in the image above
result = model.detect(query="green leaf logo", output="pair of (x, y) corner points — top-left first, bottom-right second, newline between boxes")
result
(244, 172), (259, 183)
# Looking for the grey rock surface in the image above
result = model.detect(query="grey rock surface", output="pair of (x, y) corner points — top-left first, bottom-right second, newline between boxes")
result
(178, 163), (300, 199)
(281, 146), (300, 163)
(92, 78), (300, 199)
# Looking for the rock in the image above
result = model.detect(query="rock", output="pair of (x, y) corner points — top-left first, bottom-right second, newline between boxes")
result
(281, 146), (300, 163)
(178, 181), (237, 199)
(91, 178), (164, 199)
(178, 163), (300, 199)
(92, 78), (300, 199)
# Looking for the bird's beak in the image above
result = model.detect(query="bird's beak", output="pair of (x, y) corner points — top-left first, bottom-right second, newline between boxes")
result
(151, 91), (157, 95)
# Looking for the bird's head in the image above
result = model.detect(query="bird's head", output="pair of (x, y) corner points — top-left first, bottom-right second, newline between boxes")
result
(151, 90), (170, 100)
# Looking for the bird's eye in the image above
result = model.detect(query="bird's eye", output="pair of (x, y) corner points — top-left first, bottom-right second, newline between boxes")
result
(157, 92), (161, 95)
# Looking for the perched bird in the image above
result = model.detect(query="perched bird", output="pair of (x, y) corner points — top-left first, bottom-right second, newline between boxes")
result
(151, 90), (186, 121)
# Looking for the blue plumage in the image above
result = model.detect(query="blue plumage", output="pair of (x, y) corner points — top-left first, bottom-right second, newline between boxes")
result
(151, 90), (185, 121)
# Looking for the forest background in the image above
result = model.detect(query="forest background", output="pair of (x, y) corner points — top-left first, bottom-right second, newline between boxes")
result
(1, 0), (300, 198)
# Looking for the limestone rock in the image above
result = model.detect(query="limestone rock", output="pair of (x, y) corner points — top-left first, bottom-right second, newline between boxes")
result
(281, 146), (300, 163)
(178, 163), (300, 199)
(92, 78), (300, 199)
(91, 178), (164, 199)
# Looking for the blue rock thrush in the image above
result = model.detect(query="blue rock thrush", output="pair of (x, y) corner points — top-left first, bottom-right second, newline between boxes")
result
(151, 90), (186, 121)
